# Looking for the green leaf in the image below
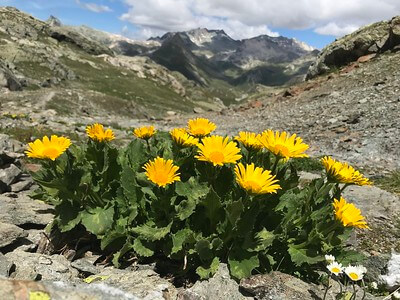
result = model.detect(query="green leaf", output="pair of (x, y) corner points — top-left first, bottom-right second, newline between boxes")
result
(287, 245), (323, 266)
(175, 199), (196, 220)
(226, 200), (244, 226)
(175, 177), (209, 201)
(121, 167), (138, 200)
(131, 222), (172, 241)
(55, 201), (82, 232)
(81, 206), (114, 236)
(171, 229), (192, 254)
(112, 240), (132, 267)
(120, 139), (147, 170)
(196, 257), (220, 279)
(228, 251), (259, 279)
(253, 228), (275, 252)
(201, 188), (222, 227)
(133, 239), (154, 257)
(195, 239), (213, 262)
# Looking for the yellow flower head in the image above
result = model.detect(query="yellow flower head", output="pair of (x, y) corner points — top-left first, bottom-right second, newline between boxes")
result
(333, 197), (369, 229)
(235, 131), (263, 151)
(25, 135), (71, 161)
(133, 125), (156, 140)
(143, 157), (180, 187)
(234, 163), (281, 195)
(170, 128), (199, 147)
(258, 130), (309, 159)
(195, 135), (242, 166)
(187, 118), (217, 137)
(86, 123), (115, 142)
(321, 156), (371, 186)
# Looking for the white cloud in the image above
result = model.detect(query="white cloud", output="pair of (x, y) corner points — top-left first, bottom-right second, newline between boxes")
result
(120, 0), (400, 39)
(76, 0), (112, 13)
(314, 23), (359, 37)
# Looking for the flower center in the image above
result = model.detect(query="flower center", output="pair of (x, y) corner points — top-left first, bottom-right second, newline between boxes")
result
(332, 267), (340, 273)
(349, 272), (359, 280)
(209, 151), (225, 164)
(154, 171), (168, 186)
(192, 128), (206, 136)
(43, 147), (60, 160)
(275, 144), (290, 157)
(245, 180), (261, 193)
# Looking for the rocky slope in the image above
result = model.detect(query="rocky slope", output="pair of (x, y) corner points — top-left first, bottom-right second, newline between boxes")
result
(307, 15), (400, 79)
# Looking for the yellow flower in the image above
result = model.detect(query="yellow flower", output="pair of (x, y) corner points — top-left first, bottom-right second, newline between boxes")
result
(333, 197), (368, 229)
(234, 163), (281, 195)
(170, 128), (199, 147)
(344, 265), (367, 281)
(86, 123), (115, 142)
(143, 157), (180, 187)
(195, 135), (242, 166)
(25, 135), (71, 161)
(133, 125), (156, 140)
(235, 131), (263, 151)
(187, 118), (216, 137)
(321, 156), (371, 186)
(258, 130), (309, 159)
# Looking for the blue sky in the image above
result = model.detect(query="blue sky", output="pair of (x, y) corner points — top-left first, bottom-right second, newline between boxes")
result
(2, 0), (400, 49)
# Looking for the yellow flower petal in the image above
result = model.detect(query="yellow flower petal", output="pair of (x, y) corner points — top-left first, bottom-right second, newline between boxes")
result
(170, 128), (199, 147)
(322, 156), (371, 186)
(143, 157), (180, 187)
(86, 123), (115, 142)
(234, 163), (281, 195)
(258, 130), (309, 159)
(235, 131), (263, 151)
(25, 135), (71, 161)
(133, 125), (156, 140)
(333, 197), (369, 229)
(187, 118), (216, 137)
(195, 135), (242, 166)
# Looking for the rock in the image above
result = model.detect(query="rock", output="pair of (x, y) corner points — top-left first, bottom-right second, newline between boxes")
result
(0, 192), (53, 227)
(5, 250), (79, 281)
(71, 257), (100, 276)
(363, 254), (390, 285)
(91, 267), (178, 300)
(357, 53), (377, 63)
(10, 178), (33, 192)
(0, 66), (22, 91)
(0, 253), (13, 277)
(177, 263), (250, 300)
(381, 251), (400, 290)
(0, 279), (139, 300)
(193, 107), (205, 114)
(0, 164), (22, 193)
(342, 185), (400, 222)
(0, 134), (24, 156)
(307, 16), (400, 79)
(240, 271), (322, 300)
(0, 222), (27, 248)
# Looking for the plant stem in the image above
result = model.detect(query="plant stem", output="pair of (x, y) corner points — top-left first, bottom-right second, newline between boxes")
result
(351, 282), (357, 300)
(323, 274), (331, 300)
(145, 139), (151, 152)
(272, 156), (281, 173)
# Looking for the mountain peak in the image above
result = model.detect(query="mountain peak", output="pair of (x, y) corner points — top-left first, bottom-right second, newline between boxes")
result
(47, 15), (62, 27)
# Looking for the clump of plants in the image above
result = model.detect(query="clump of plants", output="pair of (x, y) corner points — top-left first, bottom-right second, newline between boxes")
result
(26, 119), (372, 281)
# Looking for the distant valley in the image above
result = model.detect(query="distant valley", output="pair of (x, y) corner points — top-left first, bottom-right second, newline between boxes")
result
(0, 7), (317, 117)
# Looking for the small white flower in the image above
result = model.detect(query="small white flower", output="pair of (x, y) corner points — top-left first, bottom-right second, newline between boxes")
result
(327, 262), (343, 275)
(325, 254), (336, 264)
(393, 291), (400, 299)
(370, 282), (378, 290)
(344, 265), (367, 281)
